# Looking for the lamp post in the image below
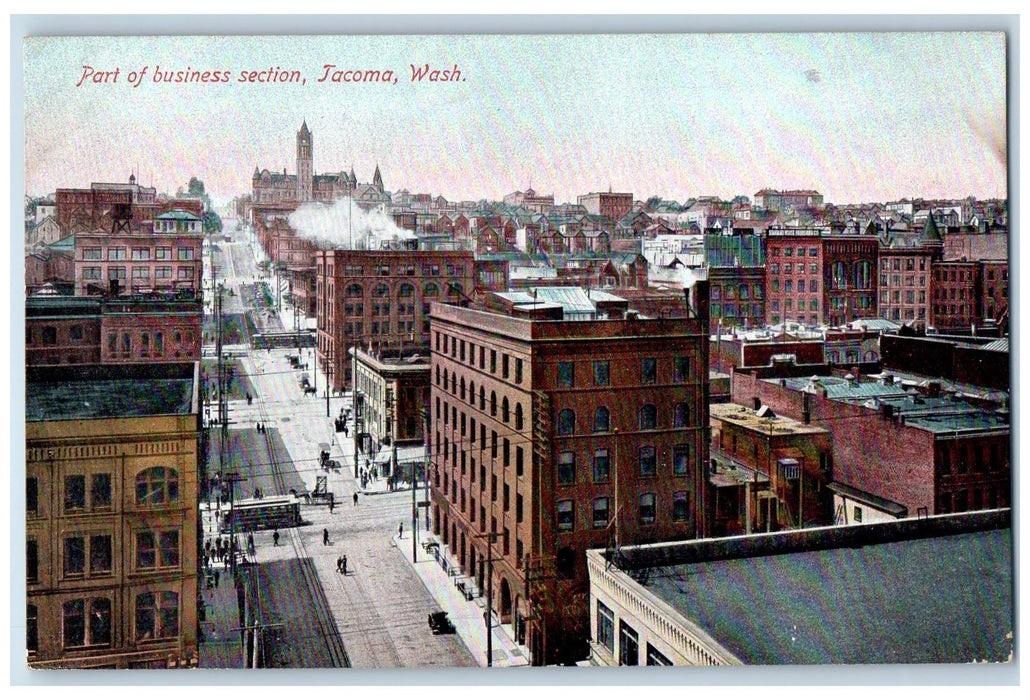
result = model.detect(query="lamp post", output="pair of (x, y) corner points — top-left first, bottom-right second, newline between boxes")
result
(474, 531), (499, 667)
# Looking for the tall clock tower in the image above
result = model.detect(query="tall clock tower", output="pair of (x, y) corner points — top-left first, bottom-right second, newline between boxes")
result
(297, 120), (313, 202)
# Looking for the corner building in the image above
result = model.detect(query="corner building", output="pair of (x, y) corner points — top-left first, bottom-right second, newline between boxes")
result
(428, 285), (710, 665)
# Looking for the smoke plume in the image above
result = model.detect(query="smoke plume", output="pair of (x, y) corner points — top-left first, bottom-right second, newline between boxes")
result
(288, 197), (416, 250)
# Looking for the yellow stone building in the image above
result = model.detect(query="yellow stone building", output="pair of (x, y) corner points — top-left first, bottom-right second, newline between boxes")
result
(25, 362), (200, 669)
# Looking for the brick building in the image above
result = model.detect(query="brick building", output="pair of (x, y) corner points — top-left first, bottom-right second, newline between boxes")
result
(752, 188), (824, 212)
(25, 296), (202, 367)
(877, 216), (943, 324)
(73, 214), (203, 297)
(709, 402), (833, 536)
(315, 246), (475, 391)
(730, 370), (1010, 522)
(25, 362), (200, 668)
(930, 259), (981, 333)
(55, 175), (158, 235)
(705, 234), (766, 332)
(428, 283), (710, 664)
(765, 228), (824, 326)
(577, 190), (634, 224)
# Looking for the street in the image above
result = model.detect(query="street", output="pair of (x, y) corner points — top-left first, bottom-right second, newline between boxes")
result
(200, 222), (475, 668)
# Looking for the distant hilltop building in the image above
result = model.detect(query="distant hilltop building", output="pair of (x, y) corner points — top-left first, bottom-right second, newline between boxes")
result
(251, 120), (387, 207)
(753, 188), (824, 212)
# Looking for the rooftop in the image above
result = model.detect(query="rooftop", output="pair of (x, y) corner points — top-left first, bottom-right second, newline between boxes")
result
(606, 511), (1012, 664)
(710, 402), (828, 436)
(26, 363), (198, 422)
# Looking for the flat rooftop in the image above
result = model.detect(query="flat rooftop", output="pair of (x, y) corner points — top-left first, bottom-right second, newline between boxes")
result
(612, 511), (1012, 664)
(26, 363), (197, 422)
(710, 402), (829, 436)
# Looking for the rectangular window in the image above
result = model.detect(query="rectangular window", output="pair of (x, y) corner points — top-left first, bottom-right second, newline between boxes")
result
(592, 497), (610, 528)
(91, 474), (112, 509)
(83, 247), (102, 261)
(639, 446), (656, 477)
(640, 493), (656, 524)
(558, 452), (576, 485)
(596, 601), (615, 653)
(136, 531), (156, 569)
(27, 477), (38, 515)
(131, 248), (151, 261)
(516, 494), (523, 522)
(641, 358), (656, 384)
(502, 354), (510, 379)
(177, 247), (194, 261)
(64, 536), (85, 577)
(673, 356), (690, 382)
(27, 540), (38, 583)
(515, 358), (523, 384)
(557, 361), (574, 387)
(132, 266), (150, 279)
(593, 360), (610, 386)
(557, 500), (574, 531)
(107, 247), (126, 261)
(65, 475), (86, 511)
(155, 247), (170, 260)
(516, 446), (524, 477)
(673, 445), (691, 477)
(90, 534), (112, 574)
(673, 491), (690, 522)
(83, 266), (102, 279)
(593, 449), (610, 483)
(619, 621), (639, 666)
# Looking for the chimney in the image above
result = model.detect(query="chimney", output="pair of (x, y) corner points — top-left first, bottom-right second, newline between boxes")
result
(688, 280), (710, 323)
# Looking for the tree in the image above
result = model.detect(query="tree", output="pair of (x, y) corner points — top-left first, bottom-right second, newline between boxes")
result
(203, 210), (223, 234)
(187, 177), (206, 197)
(645, 195), (663, 211)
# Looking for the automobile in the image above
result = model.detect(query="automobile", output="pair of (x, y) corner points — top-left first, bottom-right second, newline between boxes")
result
(428, 611), (455, 635)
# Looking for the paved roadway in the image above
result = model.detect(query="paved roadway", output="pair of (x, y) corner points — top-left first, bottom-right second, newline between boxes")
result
(202, 230), (476, 668)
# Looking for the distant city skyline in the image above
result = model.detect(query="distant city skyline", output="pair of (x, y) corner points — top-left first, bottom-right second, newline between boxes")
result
(23, 32), (1007, 207)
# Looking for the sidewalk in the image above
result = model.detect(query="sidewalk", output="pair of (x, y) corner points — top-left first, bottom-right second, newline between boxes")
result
(394, 532), (529, 668)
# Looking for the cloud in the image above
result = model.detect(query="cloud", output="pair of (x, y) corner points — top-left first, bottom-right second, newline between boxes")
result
(287, 197), (415, 250)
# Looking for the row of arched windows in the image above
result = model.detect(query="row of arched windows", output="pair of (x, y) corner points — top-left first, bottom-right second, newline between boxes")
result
(557, 403), (691, 435)
(344, 282), (459, 299)
(436, 368), (526, 431)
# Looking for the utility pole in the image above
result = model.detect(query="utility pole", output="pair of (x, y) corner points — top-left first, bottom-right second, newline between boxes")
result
(474, 532), (499, 666)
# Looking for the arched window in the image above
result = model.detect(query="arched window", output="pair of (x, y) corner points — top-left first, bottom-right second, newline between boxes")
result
(373, 283), (390, 298)
(448, 282), (463, 297)
(469, 380), (476, 405)
(501, 397), (510, 423)
(479, 386), (486, 411)
(424, 283), (440, 297)
(594, 406), (610, 433)
(435, 365), (441, 386)
(136, 467), (179, 506)
(345, 283), (363, 298)
(490, 391), (497, 417)
(515, 403), (524, 431)
(399, 283), (415, 297)
(673, 402), (689, 428)
(460, 377), (466, 401)
(739, 284), (749, 301)
(558, 409), (576, 436)
(639, 404), (657, 430)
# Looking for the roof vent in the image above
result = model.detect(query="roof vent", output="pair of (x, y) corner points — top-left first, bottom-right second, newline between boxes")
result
(755, 405), (776, 419)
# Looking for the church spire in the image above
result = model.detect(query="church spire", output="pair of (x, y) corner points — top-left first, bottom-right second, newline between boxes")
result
(373, 163), (383, 191)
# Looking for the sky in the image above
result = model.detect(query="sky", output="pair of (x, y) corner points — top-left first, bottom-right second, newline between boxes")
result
(22, 32), (1008, 207)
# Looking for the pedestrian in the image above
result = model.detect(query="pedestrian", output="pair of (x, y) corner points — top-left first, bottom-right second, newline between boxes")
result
(273, 529), (280, 546)
(336, 556), (343, 573)
(323, 527), (330, 546)
(214, 569), (220, 588)
(342, 555), (348, 575)
(203, 552), (209, 569)
(353, 492), (359, 506)
(399, 522), (404, 539)
(329, 494), (335, 513)
(247, 533), (255, 555)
